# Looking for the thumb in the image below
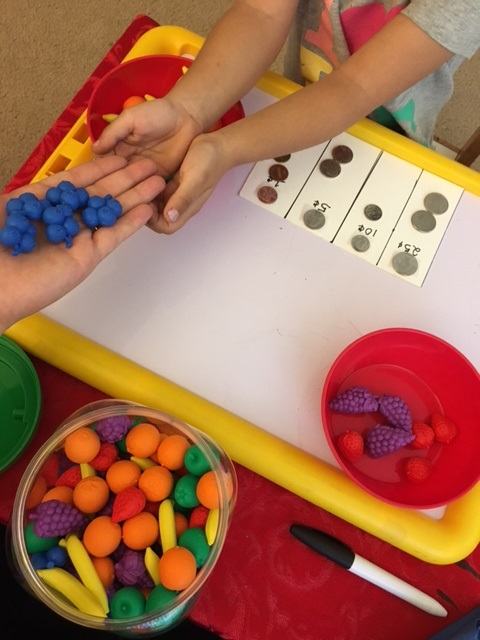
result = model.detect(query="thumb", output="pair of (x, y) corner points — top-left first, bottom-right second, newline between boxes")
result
(91, 112), (134, 155)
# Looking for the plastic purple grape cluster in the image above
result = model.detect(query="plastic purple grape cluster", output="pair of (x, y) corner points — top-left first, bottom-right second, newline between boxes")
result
(378, 394), (412, 431)
(328, 386), (379, 413)
(95, 415), (132, 443)
(114, 549), (155, 588)
(0, 180), (122, 255)
(364, 424), (414, 458)
(30, 499), (89, 538)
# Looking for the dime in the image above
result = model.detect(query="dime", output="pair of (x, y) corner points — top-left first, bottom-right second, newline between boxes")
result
(363, 204), (383, 221)
(303, 209), (326, 230)
(319, 159), (341, 178)
(331, 145), (353, 164)
(392, 252), (418, 276)
(351, 235), (370, 252)
(411, 210), (436, 232)
(257, 185), (278, 204)
(424, 192), (449, 214)
(268, 163), (289, 182)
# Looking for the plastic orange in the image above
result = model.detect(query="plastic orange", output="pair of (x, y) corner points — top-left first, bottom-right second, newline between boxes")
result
(105, 459), (141, 494)
(156, 434), (190, 470)
(122, 511), (159, 550)
(25, 475), (48, 509)
(122, 95), (146, 109)
(73, 475), (110, 514)
(138, 465), (174, 502)
(83, 516), (122, 557)
(125, 422), (162, 458)
(64, 427), (101, 464)
(158, 546), (197, 591)
(41, 485), (74, 505)
(195, 470), (220, 509)
(91, 555), (115, 589)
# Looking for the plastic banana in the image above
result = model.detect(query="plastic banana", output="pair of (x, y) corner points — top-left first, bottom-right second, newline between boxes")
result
(80, 462), (96, 478)
(65, 534), (109, 614)
(144, 546), (161, 585)
(130, 456), (156, 471)
(205, 508), (219, 545)
(37, 567), (107, 618)
(159, 498), (176, 552)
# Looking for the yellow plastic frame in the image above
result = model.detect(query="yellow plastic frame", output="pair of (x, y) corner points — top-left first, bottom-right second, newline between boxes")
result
(8, 26), (480, 564)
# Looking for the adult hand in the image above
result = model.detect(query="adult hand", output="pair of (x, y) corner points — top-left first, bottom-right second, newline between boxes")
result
(0, 155), (165, 333)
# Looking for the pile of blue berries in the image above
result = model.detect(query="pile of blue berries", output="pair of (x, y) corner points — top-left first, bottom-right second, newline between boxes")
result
(0, 181), (122, 256)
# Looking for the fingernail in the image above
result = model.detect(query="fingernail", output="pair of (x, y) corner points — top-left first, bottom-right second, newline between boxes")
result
(167, 208), (179, 222)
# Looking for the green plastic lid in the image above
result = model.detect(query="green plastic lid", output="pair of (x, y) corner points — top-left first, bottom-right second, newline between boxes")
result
(0, 336), (42, 473)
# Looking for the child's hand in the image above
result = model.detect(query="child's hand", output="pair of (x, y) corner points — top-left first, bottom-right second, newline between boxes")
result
(0, 156), (165, 333)
(146, 131), (232, 234)
(91, 99), (203, 182)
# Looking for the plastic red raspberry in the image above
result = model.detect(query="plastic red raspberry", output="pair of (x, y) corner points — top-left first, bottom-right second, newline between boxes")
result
(89, 441), (119, 471)
(189, 505), (209, 529)
(95, 415), (131, 443)
(378, 394), (412, 431)
(328, 387), (379, 414)
(404, 457), (433, 484)
(365, 424), (414, 458)
(54, 464), (82, 488)
(430, 413), (457, 443)
(336, 431), (364, 462)
(111, 486), (146, 523)
(31, 499), (89, 537)
(410, 422), (435, 449)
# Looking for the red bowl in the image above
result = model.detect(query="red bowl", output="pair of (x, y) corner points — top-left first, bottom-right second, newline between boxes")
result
(321, 328), (480, 509)
(87, 54), (245, 142)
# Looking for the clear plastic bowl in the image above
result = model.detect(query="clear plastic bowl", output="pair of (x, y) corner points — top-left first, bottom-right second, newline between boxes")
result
(7, 400), (237, 637)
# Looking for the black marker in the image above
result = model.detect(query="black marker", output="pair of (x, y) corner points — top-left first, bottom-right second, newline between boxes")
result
(290, 524), (447, 617)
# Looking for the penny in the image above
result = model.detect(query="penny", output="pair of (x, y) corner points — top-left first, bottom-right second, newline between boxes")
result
(331, 145), (353, 164)
(273, 154), (291, 163)
(257, 185), (278, 204)
(303, 209), (326, 230)
(351, 235), (370, 252)
(424, 192), (449, 214)
(364, 204), (383, 221)
(411, 209), (436, 232)
(268, 163), (289, 182)
(319, 159), (341, 178)
(392, 252), (418, 276)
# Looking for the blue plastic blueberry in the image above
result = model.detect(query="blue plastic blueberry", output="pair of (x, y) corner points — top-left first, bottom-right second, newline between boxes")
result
(107, 198), (122, 218)
(60, 190), (81, 210)
(43, 206), (67, 226)
(57, 180), (75, 191)
(97, 206), (117, 227)
(5, 198), (24, 215)
(0, 226), (22, 248)
(29, 552), (49, 570)
(45, 224), (67, 244)
(18, 231), (36, 254)
(87, 195), (106, 209)
(6, 212), (31, 233)
(45, 545), (68, 568)
(45, 186), (63, 205)
(22, 199), (44, 221)
(82, 207), (99, 228)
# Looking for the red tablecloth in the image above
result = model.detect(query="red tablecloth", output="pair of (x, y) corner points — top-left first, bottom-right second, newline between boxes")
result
(2, 14), (479, 640)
